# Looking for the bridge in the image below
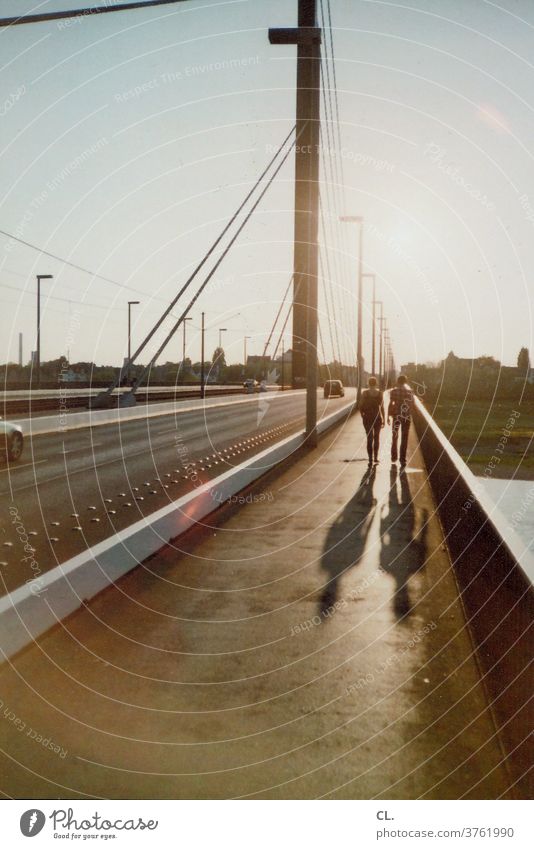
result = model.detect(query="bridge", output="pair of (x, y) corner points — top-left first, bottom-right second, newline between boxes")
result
(0, 0), (532, 803)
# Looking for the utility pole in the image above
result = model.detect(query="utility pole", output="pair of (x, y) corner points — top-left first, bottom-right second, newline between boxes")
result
(36, 274), (53, 389)
(384, 324), (389, 389)
(270, 0), (321, 446)
(182, 316), (193, 365)
(363, 274), (376, 376)
(377, 306), (385, 387)
(127, 300), (140, 385)
(200, 311), (205, 399)
(372, 293), (383, 383)
(371, 276), (376, 377)
(243, 336), (251, 376)
(340, 217), (364, 402)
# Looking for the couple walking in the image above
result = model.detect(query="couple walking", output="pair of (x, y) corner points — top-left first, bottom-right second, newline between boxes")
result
(359, 374), (413, 467)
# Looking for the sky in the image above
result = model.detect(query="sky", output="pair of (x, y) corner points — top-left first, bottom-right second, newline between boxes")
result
(1, 0), (533, 372)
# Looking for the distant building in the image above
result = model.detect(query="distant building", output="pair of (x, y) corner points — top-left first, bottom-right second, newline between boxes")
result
(246, 355), (271, 366)
(444, 351), (500, 373)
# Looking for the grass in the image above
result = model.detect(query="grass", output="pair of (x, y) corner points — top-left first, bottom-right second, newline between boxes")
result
(428, 398), (534, 480)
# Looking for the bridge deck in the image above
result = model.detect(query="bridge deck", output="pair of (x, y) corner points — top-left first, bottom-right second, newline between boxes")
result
(0, 413), (516, 799)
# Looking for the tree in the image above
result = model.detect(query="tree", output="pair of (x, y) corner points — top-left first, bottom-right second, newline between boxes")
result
(211, 347), (226, 369)
(517, 347), (530, 374)
(225, 364), (245, 382)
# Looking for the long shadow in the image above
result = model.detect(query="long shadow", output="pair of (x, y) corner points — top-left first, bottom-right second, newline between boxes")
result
(319, 467), (377, 616)
(379, 466), (428, 618)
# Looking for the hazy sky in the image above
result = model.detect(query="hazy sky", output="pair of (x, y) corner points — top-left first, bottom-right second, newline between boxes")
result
(1, 0), (533, 371)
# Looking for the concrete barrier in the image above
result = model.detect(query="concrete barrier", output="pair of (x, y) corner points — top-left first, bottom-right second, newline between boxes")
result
(11, 389), (302, 436)
(413, 397), (534, 798)
(0, 399), (355, 661)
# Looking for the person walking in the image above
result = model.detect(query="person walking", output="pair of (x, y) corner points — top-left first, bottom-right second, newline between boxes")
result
(359, 376), (385, 465)
(388, 374), (414, 467)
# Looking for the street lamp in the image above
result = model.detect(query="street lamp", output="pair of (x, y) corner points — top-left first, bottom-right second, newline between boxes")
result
(384, 325), (390, 388)
(182, 316), (193, 365)
(243, 336), (251, 375)
(377, 307), (385, 387)
(127, 301), (140, 362)
(218, 327), (227, 349)
(127, 300), (140, 385)
(200, 312), (206, 399)
(36, 274), (53, 389)
(363, 273), (376, 377)
(339, 215), (364, 401)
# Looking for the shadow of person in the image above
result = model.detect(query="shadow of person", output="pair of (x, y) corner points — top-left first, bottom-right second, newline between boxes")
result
(319, 467), (377, 617)
(379, 466), (428, 619)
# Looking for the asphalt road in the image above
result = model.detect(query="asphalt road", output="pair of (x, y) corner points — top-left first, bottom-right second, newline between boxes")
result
(0, 390), (355, 594)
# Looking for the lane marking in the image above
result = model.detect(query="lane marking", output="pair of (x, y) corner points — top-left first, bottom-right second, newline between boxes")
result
(58, 442), (103, 456)
(0, 459), (48, 474)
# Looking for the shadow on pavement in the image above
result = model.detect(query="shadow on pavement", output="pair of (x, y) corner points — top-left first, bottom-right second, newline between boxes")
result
(379, 466), (428, 618)
(319, 467), (377, 615)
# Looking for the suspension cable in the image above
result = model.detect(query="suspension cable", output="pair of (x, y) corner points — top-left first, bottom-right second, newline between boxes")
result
(261, 274), (293, 359)
(0, 0), (189, 28)
(131, 127), (300, 389)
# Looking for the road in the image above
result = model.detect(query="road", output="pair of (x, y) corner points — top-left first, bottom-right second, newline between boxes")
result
(0, 390), (355, 594)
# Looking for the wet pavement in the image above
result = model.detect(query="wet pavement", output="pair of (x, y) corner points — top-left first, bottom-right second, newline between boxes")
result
(0, 412), (516, 799)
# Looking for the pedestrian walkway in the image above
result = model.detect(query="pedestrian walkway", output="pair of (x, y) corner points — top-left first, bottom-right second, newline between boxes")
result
(0, 413), (516, 799)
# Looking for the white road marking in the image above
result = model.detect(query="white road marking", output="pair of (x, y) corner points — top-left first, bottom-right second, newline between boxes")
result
(0, 459), (48, 473)
(59, 442), (102, 455)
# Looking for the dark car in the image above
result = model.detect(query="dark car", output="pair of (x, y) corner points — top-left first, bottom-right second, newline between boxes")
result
(323, 379), (345, 399)
(1, 418), (24, 461)
(243, 378), (258, 394)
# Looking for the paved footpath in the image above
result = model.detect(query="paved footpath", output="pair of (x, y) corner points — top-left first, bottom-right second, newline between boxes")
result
(0, 412), (516, 799)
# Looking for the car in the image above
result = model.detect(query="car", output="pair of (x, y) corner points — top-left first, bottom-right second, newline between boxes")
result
(323, 379), (345, 399)
(243, 378), (258, 394)
(1, 418), (24, 461)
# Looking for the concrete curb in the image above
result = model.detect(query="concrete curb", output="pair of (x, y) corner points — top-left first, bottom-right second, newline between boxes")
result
(414, 397), (534, 586)
(413, 396), (534, 797)
(0, 400), (355, 660)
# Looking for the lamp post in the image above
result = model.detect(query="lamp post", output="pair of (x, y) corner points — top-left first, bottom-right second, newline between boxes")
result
(36, 274), (53, 389)
(384, 325), (390, 388)
(243, 336), (251, 376)
(339, 215), (364, 402)
(127, 300), (140, 363)
(377, 307), (385, 387)
(363, 273), (376, 377)
(200, 312), (205, 399)
(182, 316), (193, 365)
(127, 300), (140, 385)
